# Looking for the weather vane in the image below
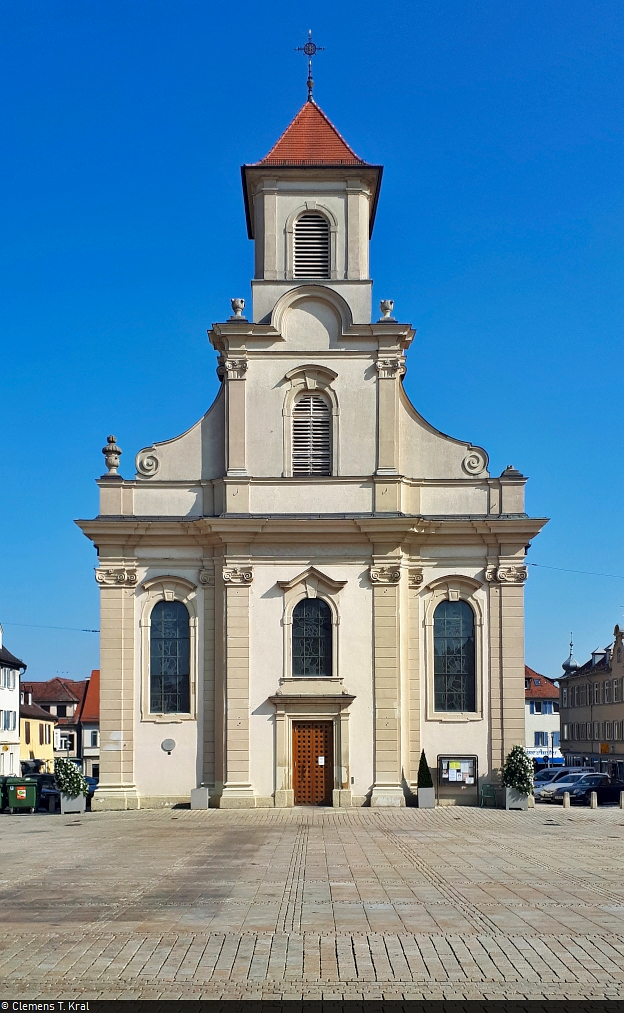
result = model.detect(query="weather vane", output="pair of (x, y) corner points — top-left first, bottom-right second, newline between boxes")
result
(296, 30), (324, 101)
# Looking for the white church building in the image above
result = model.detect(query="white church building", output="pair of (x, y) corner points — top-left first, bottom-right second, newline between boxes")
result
(78, 97), (547, 809)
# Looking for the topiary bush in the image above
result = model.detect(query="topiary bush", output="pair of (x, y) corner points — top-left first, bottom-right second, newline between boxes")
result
(417, 749), (434, 788)
(501, 745), (533, 796)
(54, 757), (88, 799)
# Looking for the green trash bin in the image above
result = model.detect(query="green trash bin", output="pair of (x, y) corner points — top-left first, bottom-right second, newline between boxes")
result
(5, 777), (37, 814)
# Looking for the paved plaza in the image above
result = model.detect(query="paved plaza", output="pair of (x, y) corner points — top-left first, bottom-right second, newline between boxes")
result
(2, 804), (624, 1000)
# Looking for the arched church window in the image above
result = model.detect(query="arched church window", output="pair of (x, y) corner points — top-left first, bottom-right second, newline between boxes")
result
(150, 600), (190, 713)
(292, 599), (332, 677)
(292, 394), (331, 475)
(433, 600), (476, 712)
(293, 212), (330, 278)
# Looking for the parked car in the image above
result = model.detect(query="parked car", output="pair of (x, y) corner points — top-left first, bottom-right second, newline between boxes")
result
(533, 768), (588, 799)
(550, 773), (609, 803)
(542, 769), (603, 802)
(537, 772), (596, 802)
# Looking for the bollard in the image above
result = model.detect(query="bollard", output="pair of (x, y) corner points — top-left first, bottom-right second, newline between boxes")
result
(563, 791), (570, 808)
(620, 791), (624, 809)
(590, 791), (598, 809)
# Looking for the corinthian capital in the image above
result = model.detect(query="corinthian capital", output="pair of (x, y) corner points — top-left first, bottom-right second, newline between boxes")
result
(376, 356), (406, 380)
(217, 356), (248, 381)
(369, 565), (402, 585)
(485, 565), (528, 585)
(95, 567), (138, 587)
(223, 566), (253, 585)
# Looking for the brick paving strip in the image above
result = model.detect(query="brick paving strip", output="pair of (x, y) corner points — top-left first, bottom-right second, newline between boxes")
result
(2, 806), (624, 999)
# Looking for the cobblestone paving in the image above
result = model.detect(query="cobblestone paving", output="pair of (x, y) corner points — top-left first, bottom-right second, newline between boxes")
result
(2, 805), (624, 999)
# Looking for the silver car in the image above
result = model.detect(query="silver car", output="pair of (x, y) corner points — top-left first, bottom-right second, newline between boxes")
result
(533, 767), (588, 799)
(537, 772), (591, 802)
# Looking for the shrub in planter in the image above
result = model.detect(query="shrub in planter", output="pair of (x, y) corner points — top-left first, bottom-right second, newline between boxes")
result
(417, 749), (435, 808)
(502, 745), (533, 810)
(55, 757), (88, 813)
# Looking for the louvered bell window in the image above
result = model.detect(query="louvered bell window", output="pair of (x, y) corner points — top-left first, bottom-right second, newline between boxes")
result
(292, 395), (331, 475)
(293, 212), (330, 278)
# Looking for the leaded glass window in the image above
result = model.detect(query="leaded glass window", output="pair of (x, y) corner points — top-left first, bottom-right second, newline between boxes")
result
(433, 600), (476, 712)
(292, 599), (332, 677)
(150, 600), (190, 713)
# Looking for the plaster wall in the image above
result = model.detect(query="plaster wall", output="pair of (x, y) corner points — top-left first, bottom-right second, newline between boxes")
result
(245, 348), (377, 478)
(133, 388), (225, 486)
(420, 486), (489, 516)
(417, 578), (492, 793)
(398, 392), (487, 482)
(248, 562), (374, 802)
(524, 705), (560, 748)
(133, 486), (203, 518)
(132, 567), (202, 802)
(0, 681), (20, 777)
(249, 482), (374, 514)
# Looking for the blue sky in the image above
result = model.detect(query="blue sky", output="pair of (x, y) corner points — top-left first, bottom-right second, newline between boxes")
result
(1, 0), (622, 680)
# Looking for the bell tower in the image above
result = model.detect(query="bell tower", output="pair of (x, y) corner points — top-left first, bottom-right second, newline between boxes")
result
(241, 100), (383, 325)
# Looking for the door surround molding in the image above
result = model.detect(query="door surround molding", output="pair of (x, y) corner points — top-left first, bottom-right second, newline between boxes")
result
(269, 693), (355, 807)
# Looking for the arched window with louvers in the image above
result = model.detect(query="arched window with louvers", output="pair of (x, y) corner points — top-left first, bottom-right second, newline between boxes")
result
(293, 212), (330, 279)
(292, 393), (331, 476)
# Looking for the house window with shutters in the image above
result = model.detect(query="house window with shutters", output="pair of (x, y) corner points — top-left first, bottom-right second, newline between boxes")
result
(293, 212), (330, 278)
(292, 394), (331, 475)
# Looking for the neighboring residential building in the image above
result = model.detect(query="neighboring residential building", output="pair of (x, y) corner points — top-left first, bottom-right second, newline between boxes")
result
(0, 625), (25, 776)
(77, 95), (548, 811)
(20, 686), (56, 773)
(524, 665), (561, 764)
(29, 678), (87, 761)
(79, 669), (100, 778)
(559, 628), (624, 778)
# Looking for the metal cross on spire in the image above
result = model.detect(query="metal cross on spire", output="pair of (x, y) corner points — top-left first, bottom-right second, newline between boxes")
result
(295, 29), (324, 102)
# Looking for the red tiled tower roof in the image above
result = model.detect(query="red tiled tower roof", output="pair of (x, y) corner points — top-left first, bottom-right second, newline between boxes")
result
(258, 100), (366, 166)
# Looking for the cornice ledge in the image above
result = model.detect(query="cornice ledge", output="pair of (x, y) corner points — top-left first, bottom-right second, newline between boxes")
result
(269, 693), (356, 705)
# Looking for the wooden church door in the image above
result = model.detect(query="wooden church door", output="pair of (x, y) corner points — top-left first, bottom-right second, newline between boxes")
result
(292, 721), (333, 805)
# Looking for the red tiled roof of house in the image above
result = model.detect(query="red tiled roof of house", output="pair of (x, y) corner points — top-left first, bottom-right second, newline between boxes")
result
(258, 100), (366, 165)
(30, 677), (87, 706)
(525, 665), (559, 700)
(79, 669), (100, 723)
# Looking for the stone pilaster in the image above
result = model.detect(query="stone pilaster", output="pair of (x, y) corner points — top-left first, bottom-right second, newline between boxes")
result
(486, 563), (527, 778)
(407, 566), (423, 794)
(92, 564), (139, 810)
(219, 564), (255, 808)
(221, 356), (248, 477)
(370, 564), (405, 806)
(199, 563), (216, 797)
(375, 356), (405, 479)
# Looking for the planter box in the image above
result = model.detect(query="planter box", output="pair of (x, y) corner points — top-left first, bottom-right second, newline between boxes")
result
(60, 793), (86, 815)
(505, 787), (529, 810)
(417, 786), (436, 809)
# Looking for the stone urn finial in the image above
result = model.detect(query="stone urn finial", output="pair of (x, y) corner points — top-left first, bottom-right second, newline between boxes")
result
(379, 299), (396, 321)
(102, 434), (122, 476)
(230, 298), (246, 319)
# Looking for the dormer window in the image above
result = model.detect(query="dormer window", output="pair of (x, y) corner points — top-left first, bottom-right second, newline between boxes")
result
(293, 212), (330, 278)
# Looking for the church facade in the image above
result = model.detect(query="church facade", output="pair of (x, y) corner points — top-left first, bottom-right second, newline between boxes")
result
(78, 99), (547, 810)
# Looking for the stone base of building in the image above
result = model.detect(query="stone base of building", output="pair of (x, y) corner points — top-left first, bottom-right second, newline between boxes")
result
(219, 784), (257, 809)
(91, 784), (140, 811)
(370, 785), (405, 807)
